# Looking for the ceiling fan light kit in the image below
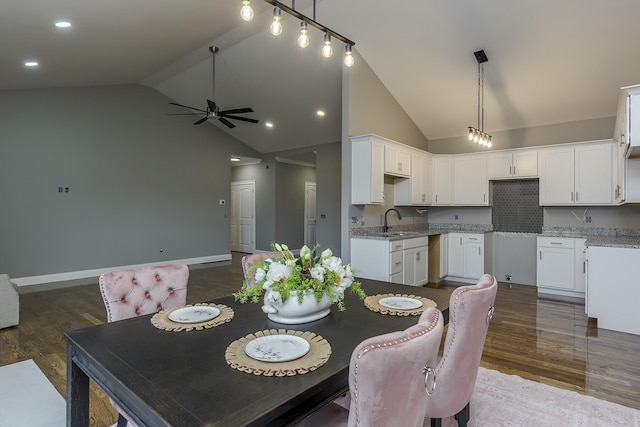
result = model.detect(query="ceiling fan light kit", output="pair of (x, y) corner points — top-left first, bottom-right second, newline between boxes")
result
(468, 49), (493, 148)
(244, 0), (355, 67)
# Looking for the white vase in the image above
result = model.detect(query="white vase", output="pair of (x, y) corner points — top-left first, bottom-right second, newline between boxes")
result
(262, 289), (332, 324)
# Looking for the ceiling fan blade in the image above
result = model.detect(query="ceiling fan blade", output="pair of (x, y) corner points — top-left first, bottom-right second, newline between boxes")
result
(166, 113), (201, 116)
(222, 114), (259, 124)
(219, 107), (254, 115)
(218, 117), (236, 128)
(169, 102), (207, 113)
(193, 117), (209, 125)
(207, 100), (217, 112)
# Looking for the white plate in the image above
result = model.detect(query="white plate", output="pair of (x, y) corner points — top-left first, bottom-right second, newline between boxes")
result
(168, 306), (220, 324)
(245, 335), (310, 362)
(378, 296), (423, 310)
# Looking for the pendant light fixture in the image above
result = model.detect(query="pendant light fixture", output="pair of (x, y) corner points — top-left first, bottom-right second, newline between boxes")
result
(270, 6), (282, 35)
(468, 50), (492, 148)
(242, 0), (355, 67)
(240, 0), (254, 21)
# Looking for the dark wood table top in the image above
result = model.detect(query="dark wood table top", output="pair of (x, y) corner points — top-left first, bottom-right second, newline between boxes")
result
(64, 279), (451, 426)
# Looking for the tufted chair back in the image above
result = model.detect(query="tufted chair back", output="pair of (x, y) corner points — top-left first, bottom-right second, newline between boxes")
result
(241, 252), (279, 287)
(347, 307), (444, 427)
(424, 273), (498, 427)
(99, 264), (189, 323)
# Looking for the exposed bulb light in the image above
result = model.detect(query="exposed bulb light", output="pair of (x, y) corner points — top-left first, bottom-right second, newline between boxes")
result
(240, 0), (254, 21)
(24, 61), (39, 67)
(468, 127), (474, 141)
(55, 21), (71, 28)
(321, 33), (333, 58)
(270, 7), (282, 36)
(344, 45), (355, 67)
(467, 50), (492, 148)
(297, 21), (309, 48)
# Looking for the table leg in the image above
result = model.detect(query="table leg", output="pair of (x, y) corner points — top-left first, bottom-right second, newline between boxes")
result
(66, 348), (89, 427)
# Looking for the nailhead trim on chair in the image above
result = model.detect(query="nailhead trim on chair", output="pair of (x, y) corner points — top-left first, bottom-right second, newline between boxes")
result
(351, 311), (441, 426)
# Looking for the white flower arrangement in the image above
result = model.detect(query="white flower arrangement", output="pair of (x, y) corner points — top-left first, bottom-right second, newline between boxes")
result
(234, 243), (366, 311)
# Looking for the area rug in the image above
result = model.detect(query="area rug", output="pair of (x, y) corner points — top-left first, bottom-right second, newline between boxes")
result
(429, 367), (640, 427)
(0, 359), (65, 427)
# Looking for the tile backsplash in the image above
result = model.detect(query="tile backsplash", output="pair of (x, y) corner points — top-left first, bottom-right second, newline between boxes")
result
(492, 179), (542, 233)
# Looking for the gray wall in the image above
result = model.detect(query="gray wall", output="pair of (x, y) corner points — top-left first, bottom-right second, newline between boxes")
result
(544, 205), (640, 228)
(232, 142), (342, 255)
(0, 84), (260, 278)
(428, 116), (615, 154)
(276, 162), (316, 248)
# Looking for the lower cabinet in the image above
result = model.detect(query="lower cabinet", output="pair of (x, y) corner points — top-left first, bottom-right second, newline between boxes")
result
(536, 237), (586, 297)
(446, 233), (484, 282)
(350, 237), (428, 286)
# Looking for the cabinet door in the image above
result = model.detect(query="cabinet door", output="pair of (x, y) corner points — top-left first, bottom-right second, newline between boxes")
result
(432, 157), (454, 205)
(439, 234), (449, 278)
(539, 147), (575, 205)
(412, 153), (431, 204)
(447, 233), (464, 277)
(403, 249), (416, 285)
(351, 137), (385, 204)
(537, 246), (575, 290)
(415, 247), (428, 285)
(575, 143), (612, 204)
(574, 239), (587, 293)
(385, 143), (411, 177)
(454, 155), (488, 205)
(464, 235), (484, 279)
(513, 150), (538, 177)
(487, 152), (513, 179)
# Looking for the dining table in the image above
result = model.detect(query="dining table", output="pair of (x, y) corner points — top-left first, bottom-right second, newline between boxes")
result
(64, 278), (452, 427)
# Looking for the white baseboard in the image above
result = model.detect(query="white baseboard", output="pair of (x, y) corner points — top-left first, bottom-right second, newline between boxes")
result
(12, 254), (232, 287)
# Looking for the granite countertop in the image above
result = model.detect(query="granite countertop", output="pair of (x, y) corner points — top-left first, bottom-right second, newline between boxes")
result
(542, 227), (640, 249)
(350, 224), (493, 241)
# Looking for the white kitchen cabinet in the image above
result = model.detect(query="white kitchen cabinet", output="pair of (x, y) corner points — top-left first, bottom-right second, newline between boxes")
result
(447, 233), (484, 281)
(384, 142), (411, 177)
(587, 246), (640, 335)
(395, 150), (431, 206)
(351, 135), (385, 204)
(454, 154), (488, 205)
(350, 237), (427, 286)
(539, 142), (615, 205)
(487, 150), (538, 179)
(432, 156), (454, 205)
(616, 84), (640, 159)
(536, 237), (586, 297)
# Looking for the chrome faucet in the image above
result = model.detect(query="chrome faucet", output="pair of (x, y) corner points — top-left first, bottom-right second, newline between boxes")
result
(383, 208), (402, 232)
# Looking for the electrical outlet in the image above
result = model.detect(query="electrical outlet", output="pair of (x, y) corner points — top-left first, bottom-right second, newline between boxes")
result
(351, 216), (358, 224)
(586, 216), (591, 223)
(454, 214), (459, 220)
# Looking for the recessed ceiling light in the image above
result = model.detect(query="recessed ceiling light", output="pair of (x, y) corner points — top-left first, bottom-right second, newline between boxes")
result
(55, 21), (71, 28)
(24, 61), (39, 67)
(265, 122), (274, 128)
(316, 110), (326, 117)
(231, 156), (241, 162)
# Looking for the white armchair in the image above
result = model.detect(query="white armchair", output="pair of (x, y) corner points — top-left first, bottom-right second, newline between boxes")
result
(0, 274), (19, 329)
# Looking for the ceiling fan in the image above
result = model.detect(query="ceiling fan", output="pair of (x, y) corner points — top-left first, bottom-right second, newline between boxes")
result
(167, 46), (258, 128)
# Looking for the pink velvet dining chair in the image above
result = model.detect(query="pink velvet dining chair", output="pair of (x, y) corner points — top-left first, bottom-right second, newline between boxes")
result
(98, 263), (189, 426)
(424, 273), (498, 427)
(241, 251), (280, 286)
(297, 306), (445, 427)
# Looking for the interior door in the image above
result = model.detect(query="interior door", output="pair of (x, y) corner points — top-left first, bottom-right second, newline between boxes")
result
(231, 181), (255, 253)
(304, 182), (316, 246)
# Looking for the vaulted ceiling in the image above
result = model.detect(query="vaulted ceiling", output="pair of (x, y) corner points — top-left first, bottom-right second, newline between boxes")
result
(3, 0), (640, 153)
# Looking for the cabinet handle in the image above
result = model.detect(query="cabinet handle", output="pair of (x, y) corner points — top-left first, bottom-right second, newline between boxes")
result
(571, 191), (574, 201)
(460, 238), (463, 245)
(576, 191), (579, 201)
(435, 194), (438, 203)
(510, 165), (512, 175)
(513, 165), (516, 175)
(483, 194), (486, 202)
(583, 261), (586, 274)
(478, 247), (481, 256)
(550, 242), (562, 245)
(539, 250), (542, 260)
(395, 261), (402, 266)
(398, 162), (402, 171)
(416, 252), (420, 261)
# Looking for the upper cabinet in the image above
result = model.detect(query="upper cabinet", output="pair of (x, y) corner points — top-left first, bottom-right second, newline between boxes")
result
(395, 150), (432, 206)
(432, 156), (454, 205)
(384, 142), (411, 177)
(539, 141), (616, 205)
(487, 150), (538, 179)
(351, 135), (385, 205)
(454, 154), (488, 205)
(616, 84), (640, 159)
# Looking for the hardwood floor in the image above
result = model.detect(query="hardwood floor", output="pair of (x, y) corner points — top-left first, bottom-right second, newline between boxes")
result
(1, 254), (639, 426)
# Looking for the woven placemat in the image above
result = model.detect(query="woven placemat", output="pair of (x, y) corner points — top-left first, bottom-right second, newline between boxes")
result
(364, 293), (437, 316)
(225, 329), (331, 377)
(150, 303), (234, 331)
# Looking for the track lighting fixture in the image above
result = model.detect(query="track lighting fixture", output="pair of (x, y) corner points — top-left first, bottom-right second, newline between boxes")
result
(468, 50), (492, 148)
(297, 21), (310, 48)
(270, 7), (282, 36)
(243, 0), (355, 66)
(240, 0), (254, 21)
